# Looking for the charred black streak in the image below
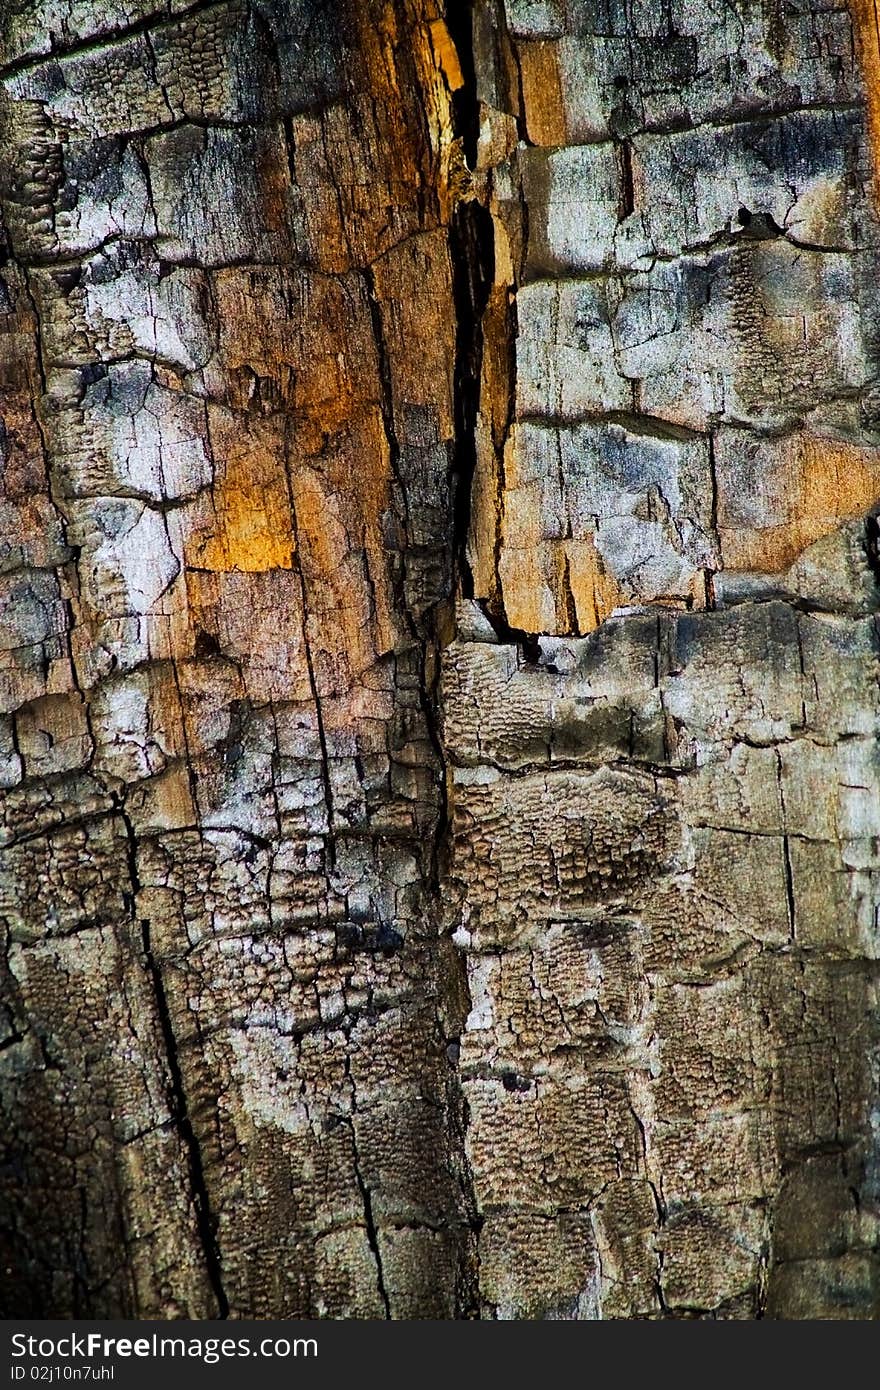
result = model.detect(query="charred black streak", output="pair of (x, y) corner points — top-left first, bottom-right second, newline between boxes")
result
(282, 114), (297, 188)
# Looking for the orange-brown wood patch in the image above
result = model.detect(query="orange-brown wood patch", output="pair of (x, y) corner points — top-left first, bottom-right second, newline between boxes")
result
(720, 433), (880, 574)
(851, 0), (880, 201)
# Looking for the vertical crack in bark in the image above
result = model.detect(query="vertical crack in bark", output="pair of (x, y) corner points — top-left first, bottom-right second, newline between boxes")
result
(273, 110), (342, 887)
(705, 429), (719, 609)
(281, 114), (297, 189)
(775, 751), (797, 942)
(449, 196), (494, 601)
(443, 1), (504, 1318)
(448, 202), (542, 660)
(445, 1), (480, 169)
(343, 1054), (391, 1318)
(864, 512), (880, 588)
(117, 804), (229, 1317)
(283, 427), (337, 879)
(444, 13), (541, 660)
(140, 916), (230, 1319)
(446, 1), (493, 604)
(352, 1156), (392, 1319)
(615, 138), (635, 222)
(362, 262), (415, 646)
(363, 267), (401, 478)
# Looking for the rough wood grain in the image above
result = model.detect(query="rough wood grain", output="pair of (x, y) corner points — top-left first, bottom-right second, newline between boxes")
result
(1, 0), (476, 1319)
(448, 0), (880, 1319)
(1, 0), (879, 1319)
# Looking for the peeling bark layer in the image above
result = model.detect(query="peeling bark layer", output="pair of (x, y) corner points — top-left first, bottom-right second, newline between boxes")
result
(1, 0), (879, 1319)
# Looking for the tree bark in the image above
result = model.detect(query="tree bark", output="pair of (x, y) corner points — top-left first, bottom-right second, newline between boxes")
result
(1, 0), (879, 1319)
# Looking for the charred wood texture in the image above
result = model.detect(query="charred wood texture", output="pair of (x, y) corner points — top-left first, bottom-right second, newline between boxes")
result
(0, 0), (879, 1319)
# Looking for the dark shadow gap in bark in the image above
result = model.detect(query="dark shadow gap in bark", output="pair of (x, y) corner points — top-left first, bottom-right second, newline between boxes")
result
(616, 137), (635, 221)
(126, 797), (229, 1322)
(140, 917), (230, 1319)
(448, 199), (494, 604)
(440, 5), (497, 1318)
(446, 1), (493, 609)
(445, 1), (479, 170)
(446, 6), (542, 664)
(342, 1054), (391, 1319)
(863, 511), (880, 589)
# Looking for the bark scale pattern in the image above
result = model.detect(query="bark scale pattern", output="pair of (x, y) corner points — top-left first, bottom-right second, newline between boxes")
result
(0, 0), (878, 1320)
(0, 0), (477, 1318)
(446, 0), (880, 1317)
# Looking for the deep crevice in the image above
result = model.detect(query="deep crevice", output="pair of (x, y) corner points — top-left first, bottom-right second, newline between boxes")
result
(781, 833), (797, 942)
(446, 1), (493, 607)
(140, 912), (230, 1319)
(705, 428), (719, 610)
(474, 598), (543, 663)
(616, 138), (635, 221)
(282, 114), (297, 188)
(121, 801), (228, 1317)
(863, 512), (880, 589)
(446, 7), (544, 664)
(352, 1158), (391, 1319)
(363, 266), (401, 477)
(362, 263), (412, 618)
(449, 198), (494, 602)
(363, 264), (451, 897)
(443, 4), (498, 1319)
(774, 750), (797, 942)
(445, 1), (480, 170)
(342, 1054), (391, 1318)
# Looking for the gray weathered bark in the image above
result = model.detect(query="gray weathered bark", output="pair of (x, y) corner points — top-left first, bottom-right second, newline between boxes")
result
(1, 0), (878, 1318)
